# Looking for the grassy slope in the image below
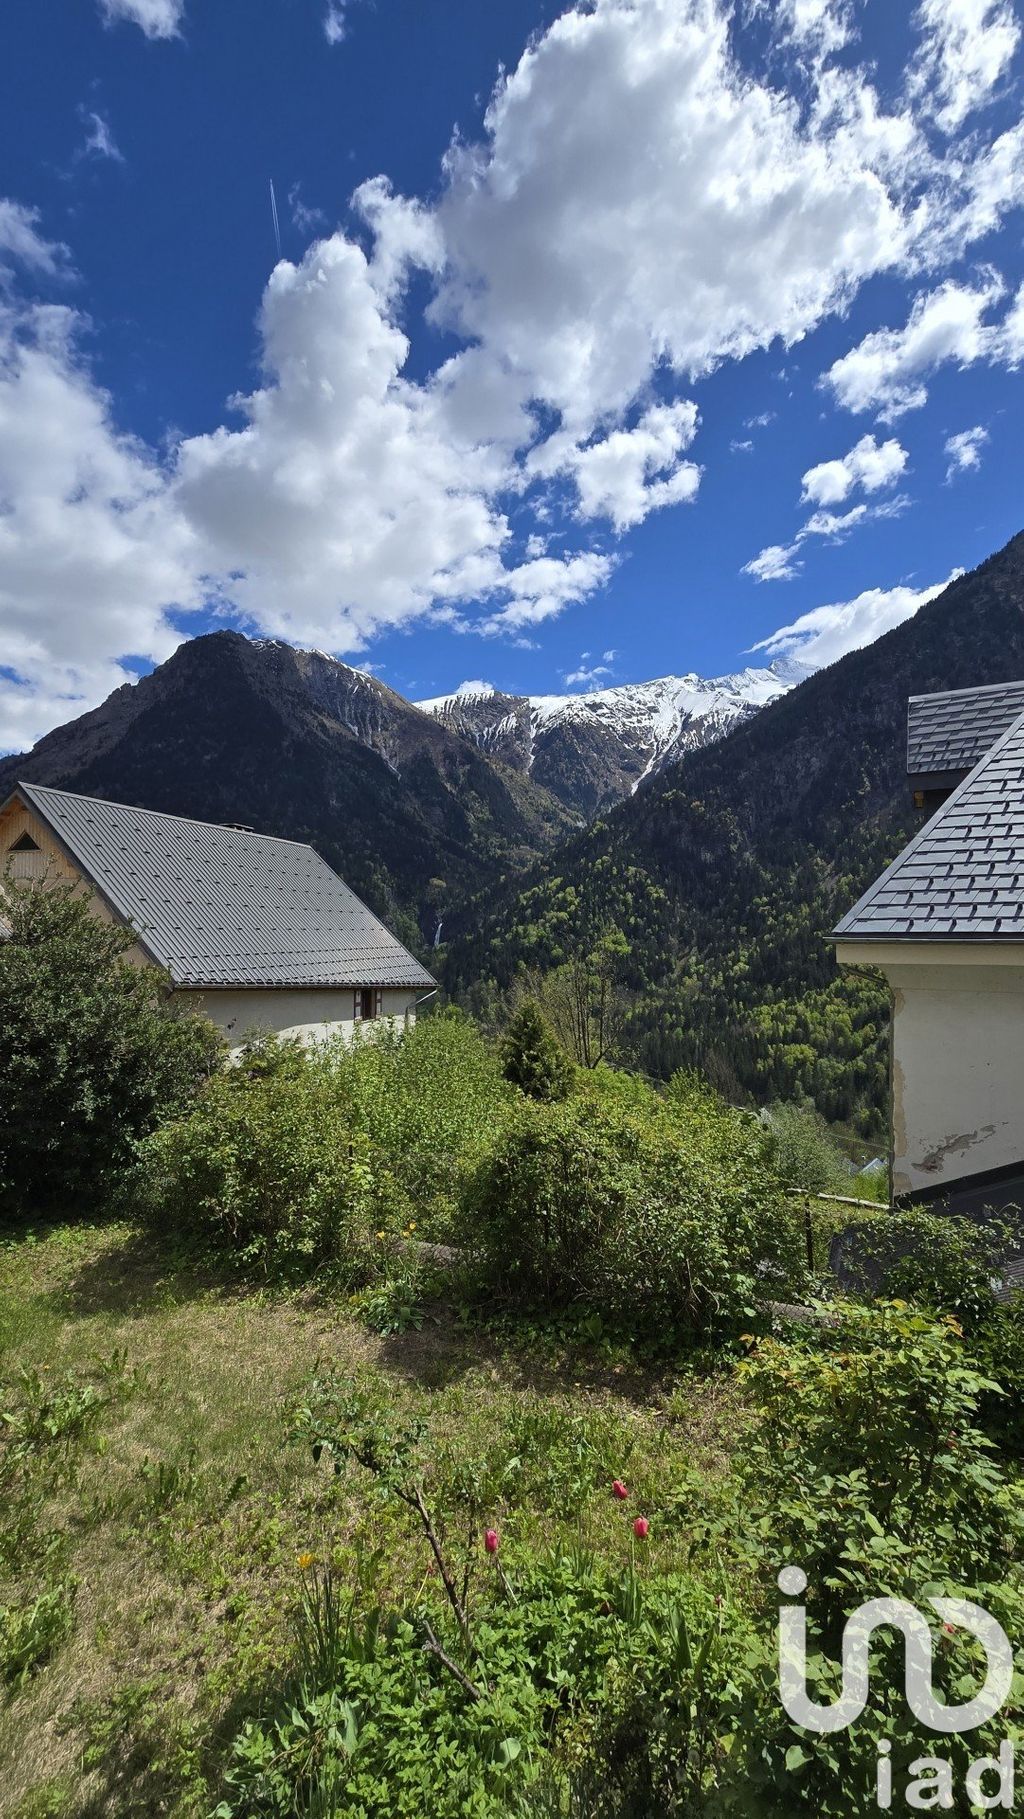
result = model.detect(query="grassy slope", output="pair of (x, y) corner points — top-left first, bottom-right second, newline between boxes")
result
(0, 1222), (736, 1818)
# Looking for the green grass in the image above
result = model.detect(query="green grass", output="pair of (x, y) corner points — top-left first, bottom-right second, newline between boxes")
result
(0, 1220), (738, 1818)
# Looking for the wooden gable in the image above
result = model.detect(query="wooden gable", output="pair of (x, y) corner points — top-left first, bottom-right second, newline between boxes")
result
(0, 793), (150, 965)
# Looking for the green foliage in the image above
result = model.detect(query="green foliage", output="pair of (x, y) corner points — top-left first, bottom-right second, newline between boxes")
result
(463, 1074), (803, 1336)
(511, 928), (632, 1070)
(500, 1000), (574, 1102)
(326, 1009), (511, 1233)
(217, 1542), (749, 1818)
(728, 1301), (1024, 1815)
(737, 1301), (1019, 1606)
(0, 880), (222, 1214)
(138, 1054), (398, 1277)
(970, 1294), (1024, 1450)
(0, 1581), (77, 1688)
(761, 1100), (853, 1195)
(838, 1208), (1024, 1451)
(842, 1207), (1020, 1327)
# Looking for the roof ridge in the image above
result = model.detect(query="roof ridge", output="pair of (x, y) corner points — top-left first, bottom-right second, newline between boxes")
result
(907, 679), (1024, 705)
(17, 782), (317, 851)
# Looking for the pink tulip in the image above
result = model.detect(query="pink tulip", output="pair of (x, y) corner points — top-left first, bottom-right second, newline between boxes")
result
(484, 1528), (499, 1555)
(633, 1517), (649, 1540)
(612, 1479), (629, 1501)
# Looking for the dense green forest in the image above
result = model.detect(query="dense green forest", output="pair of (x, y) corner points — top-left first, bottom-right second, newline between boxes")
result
(444, 531), (1024, 1133)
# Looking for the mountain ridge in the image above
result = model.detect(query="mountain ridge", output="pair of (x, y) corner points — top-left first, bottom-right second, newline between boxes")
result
(416, 661), (807, 816)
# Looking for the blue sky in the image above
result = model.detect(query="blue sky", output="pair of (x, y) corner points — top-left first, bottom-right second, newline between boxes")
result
(1, 0), (1023, 747)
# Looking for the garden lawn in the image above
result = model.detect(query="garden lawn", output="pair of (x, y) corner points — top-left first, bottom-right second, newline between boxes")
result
(0, 1219), (738, 1818)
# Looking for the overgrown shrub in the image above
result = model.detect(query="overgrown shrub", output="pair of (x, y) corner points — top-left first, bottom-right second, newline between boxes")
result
(0, 881), (222, 1214)
(325, 1010), (511, 1235)
(970, 1293), (1024, 1449)
(463, 1075), (802, 1336)
(139, 1057), (399, 1276)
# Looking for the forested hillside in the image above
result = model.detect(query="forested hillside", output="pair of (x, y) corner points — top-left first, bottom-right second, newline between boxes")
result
(444, 532), (1024, 1132)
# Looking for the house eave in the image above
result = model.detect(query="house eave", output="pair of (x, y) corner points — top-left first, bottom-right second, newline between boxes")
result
(835, 938), (1024, 969)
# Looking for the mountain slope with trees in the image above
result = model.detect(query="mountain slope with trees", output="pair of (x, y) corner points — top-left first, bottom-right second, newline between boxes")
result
(444, 531), (1024, 1130)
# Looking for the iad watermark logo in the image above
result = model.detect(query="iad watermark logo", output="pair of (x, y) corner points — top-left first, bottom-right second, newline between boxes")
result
(778, 1567), (1017, 1809)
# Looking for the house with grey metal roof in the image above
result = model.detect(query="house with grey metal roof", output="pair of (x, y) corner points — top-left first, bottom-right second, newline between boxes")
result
(0, 782), (435, 1049)
(833, 683), (1024, 1213)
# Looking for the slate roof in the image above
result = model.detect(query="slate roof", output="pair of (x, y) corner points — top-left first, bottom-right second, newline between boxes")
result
(907, 680), (1024, 780)
(6, 783), (436, 991)
(834, 706), (1024, 942)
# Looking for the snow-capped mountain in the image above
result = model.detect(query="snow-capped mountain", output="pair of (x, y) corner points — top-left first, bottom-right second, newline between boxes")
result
(416, 661), (809, 818)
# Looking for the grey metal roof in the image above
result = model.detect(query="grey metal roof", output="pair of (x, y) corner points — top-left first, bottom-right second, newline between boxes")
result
(10, 783), (435, 990)
(907, 680), (1024, 779)
(834, 707), (1024, 942)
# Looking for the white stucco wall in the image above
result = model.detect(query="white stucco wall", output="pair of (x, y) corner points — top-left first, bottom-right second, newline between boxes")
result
(838, 944), (1024, 1198)
(172, 986), (418, 1052)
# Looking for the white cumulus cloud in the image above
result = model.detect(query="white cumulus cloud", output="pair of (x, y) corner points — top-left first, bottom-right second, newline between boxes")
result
(751, 572), (957, 668)
(77, 107), (124, 164)
(0, 302), (199, 750)
(743, 498), (908, 583)
(323, 2), (347, 45)
(431, 0), (915, 445)
(531, 400), (701, 532)
(944, 424), (989, 477)
(823, 275), (1023, 417)
(98, 0), (184, 38)
(801, 433), (909, 506)
(0, 202), (69, 281)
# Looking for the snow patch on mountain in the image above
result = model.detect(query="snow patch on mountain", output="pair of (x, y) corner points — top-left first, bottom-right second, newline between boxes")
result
(417, 659), (809, 792)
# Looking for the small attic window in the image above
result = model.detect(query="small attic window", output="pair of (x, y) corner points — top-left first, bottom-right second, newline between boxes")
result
(9, 832), (40, 854)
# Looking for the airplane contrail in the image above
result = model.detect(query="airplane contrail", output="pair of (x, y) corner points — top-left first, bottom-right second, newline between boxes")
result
(269, 178), (281, 260)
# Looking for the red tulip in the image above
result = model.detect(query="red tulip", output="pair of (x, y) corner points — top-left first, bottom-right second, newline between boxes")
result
(484, 1527), (499, 1555)
(612, 1479), (629, 1501)
(633, 1517), (649, 1540)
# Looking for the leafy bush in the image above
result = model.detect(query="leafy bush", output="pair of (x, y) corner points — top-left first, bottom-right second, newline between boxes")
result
(969, 1293), (1024, 1450)
(326, 1010), (511, 1235)
(463, 1076), (802, 1337)
(500, 1001), (575, 1102)
(139, 1057), (399, 1276)
(838, 1206), (1020, 1327)
(0, 880), (222, 1214)
(760, 1099), (853, 1195)
(738, 1300), (1020, 1604)
(728, 1301), (1024, 1815)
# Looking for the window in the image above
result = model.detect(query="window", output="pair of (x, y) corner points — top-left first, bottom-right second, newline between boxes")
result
(6, 830), (45, 881)
(353, 988), (383, 1022)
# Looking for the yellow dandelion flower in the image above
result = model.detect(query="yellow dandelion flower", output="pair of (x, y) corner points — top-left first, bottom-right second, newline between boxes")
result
(297, 1551), (316, 1572)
